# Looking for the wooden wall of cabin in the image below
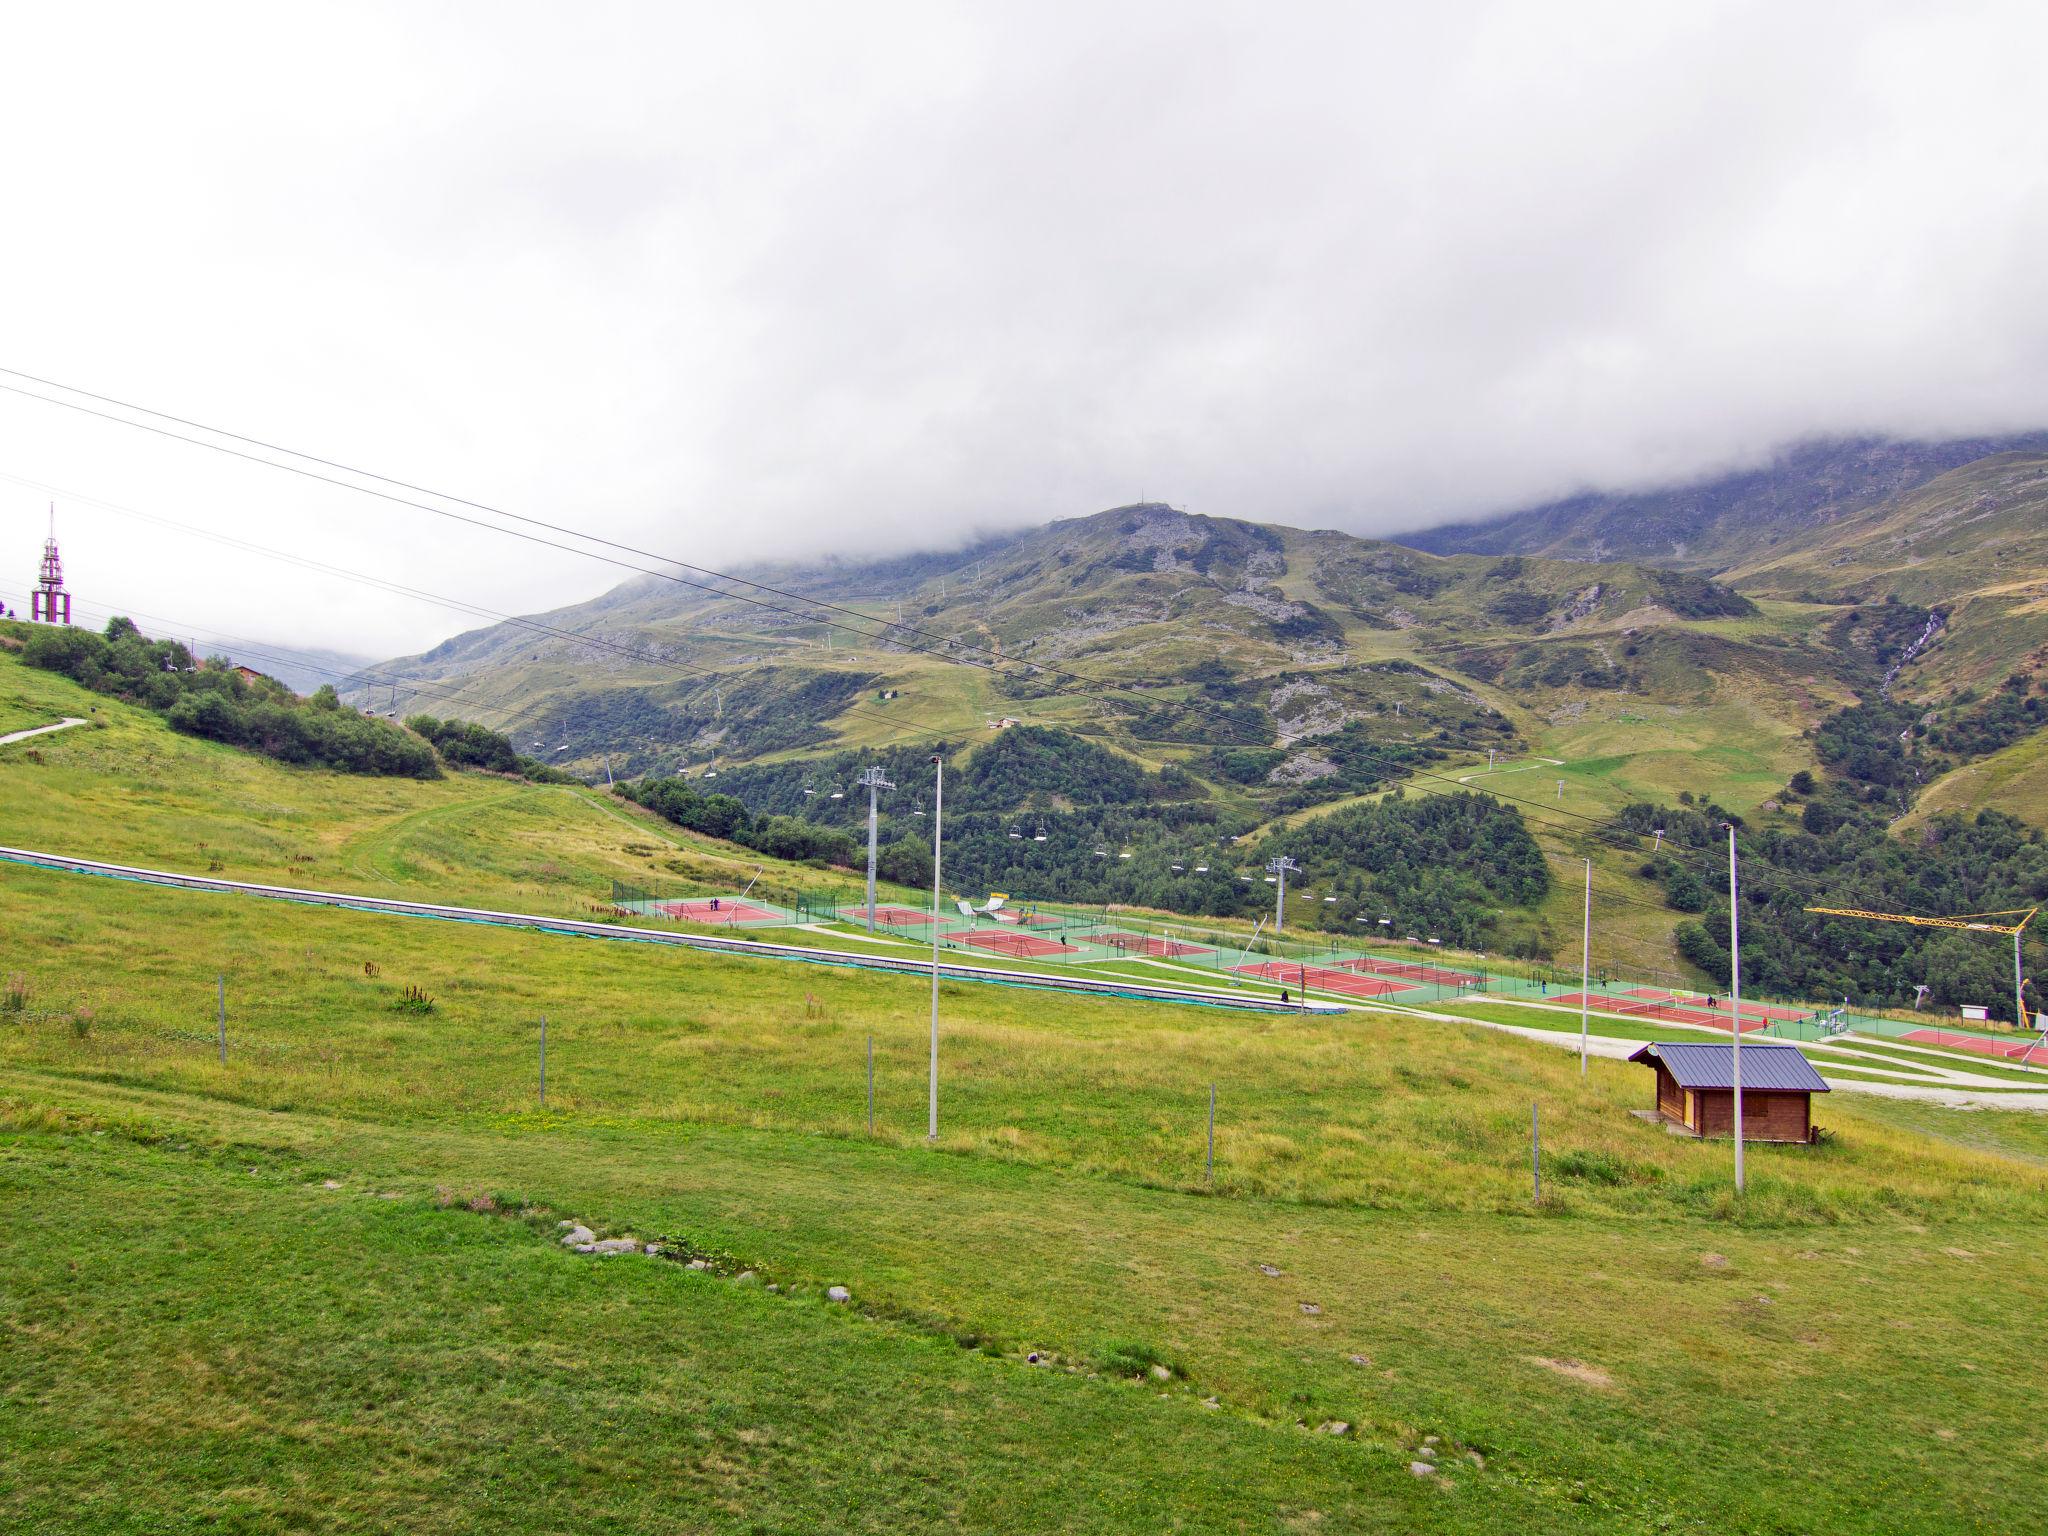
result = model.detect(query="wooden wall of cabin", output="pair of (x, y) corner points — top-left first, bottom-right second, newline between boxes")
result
(1694, 1090), (1812, 1143)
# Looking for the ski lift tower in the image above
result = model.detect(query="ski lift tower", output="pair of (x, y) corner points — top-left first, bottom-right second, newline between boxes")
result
(857, 765), (895, 933)
(31, 505), (70, 625)
(1266, 855), (1301, 934)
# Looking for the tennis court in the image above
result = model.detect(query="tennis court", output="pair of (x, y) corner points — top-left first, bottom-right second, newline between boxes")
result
(1092, 931), (1214, 958)
(1552, 992), (1772, 1032)
(1233, 960), (1407, 997)
(1342, 955), (1482, 987)
(844, 905), (935, 926)
(1902, 1029), (2048, 1063)
(1619, 987), (1807, 1023)
(659, 898), (783, 924)
(955, 929), (1080, 958)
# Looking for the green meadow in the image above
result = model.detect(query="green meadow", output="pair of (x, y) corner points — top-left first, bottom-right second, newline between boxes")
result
(4, 648), (2047, 1533)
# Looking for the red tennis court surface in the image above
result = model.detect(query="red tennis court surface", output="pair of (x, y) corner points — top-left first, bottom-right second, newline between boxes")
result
(1017, 912), (1065, 928)
(1233, 961), (1406, 997)
(844, 905), (933, 926)
(1093, 931), (1214, 957)
(659, 899), (781, 923)
(1341, 956), (1482, 987)
(955, 930), (1079, 958)
(1553, 993), (1771, 1032)
(1620, 987), (1807, 1023)
(1902, 1029), (2048, 1063)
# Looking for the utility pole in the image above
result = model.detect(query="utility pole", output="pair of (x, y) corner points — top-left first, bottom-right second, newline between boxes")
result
(1724, 823), (1745, 1194)
(1579, 859), (1591, 1075)
(1266, 856), (1300, 935)
(928, 753), (944, 1141)
(858, 765), (895, 932)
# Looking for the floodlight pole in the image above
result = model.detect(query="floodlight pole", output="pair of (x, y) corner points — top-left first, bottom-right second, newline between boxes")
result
(929, 753), (944, 1141)
(1267, 856), (1300, 935)
(2016, 923), (2032, 1035)
(858, 765), (895, 933)
(1725, 823), (1744, 1194)
(1579, 858), (1591, 1076)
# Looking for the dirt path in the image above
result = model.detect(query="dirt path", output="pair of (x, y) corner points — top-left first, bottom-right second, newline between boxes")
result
(0, 717), (86, 748)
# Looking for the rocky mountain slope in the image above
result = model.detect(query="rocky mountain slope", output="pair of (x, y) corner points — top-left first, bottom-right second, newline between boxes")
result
(1404, 433), (2048, 569)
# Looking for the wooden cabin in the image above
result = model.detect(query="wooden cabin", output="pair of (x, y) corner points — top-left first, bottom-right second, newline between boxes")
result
(1629, 1042), (1829, 1143)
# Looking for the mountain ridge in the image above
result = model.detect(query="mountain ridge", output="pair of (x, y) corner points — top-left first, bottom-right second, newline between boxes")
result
(1400, 432), (2048, 568)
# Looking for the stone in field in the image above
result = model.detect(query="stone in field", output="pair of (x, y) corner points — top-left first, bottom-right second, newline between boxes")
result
(560, 1225), (595, 1247)
(1410, 1462), (1437, 1478)
(827, 1285), (851, 1302)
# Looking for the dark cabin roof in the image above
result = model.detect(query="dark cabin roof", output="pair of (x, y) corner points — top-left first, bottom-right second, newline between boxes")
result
(1628, 1041), (1830, 1093)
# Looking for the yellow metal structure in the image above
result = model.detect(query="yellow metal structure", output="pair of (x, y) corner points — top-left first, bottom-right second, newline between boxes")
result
(1800, 905), (2038, 935)
(1802, 905), (2038, 1030)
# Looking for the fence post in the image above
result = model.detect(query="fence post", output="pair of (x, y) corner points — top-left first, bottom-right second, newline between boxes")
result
(1531, 1100), (1541, 1203)
(867, 1034), (875, 1134)
(1206, 1083), (1216, 1184)
(539, 1014), (547, 1109)
(216, 974), (226, 1065)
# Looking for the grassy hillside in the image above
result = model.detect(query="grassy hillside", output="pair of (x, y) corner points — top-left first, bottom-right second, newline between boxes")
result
(6, 653), (2048, 1531)
(0, 646), (884, 917)
(1722, 452), (2048, 704)
(1901, 726), (2048, 832)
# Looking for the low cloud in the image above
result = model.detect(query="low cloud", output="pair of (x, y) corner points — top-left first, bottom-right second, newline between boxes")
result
(3, 2), (2045, 655)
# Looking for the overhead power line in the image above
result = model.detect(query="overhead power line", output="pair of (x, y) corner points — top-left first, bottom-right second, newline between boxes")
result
(0, 367), (1190, 721)
(0, 368), (1877, 897)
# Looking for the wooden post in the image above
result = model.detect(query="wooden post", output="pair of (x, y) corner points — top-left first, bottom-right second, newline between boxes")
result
(1531, 1101), (1541, 1203)
(1206, 1083), (1216, 1184)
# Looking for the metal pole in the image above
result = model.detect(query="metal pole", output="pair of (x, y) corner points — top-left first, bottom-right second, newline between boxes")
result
(866, 775), (880, 933)
(1276, 861), (1287, 934)
(2018, 927), (2028, 1033)
(539, 1014), (548, 1109)
(1579, 859), (1591, 1075)
(1725, 824), (1744, 1194)
(216, 974), (226, 1065)
(1206, 1083), (1215, 1183)
(867, 1034), (874, 1134)
(1531, 1101), (1540, 1202)
(929, 754), (943, 1141)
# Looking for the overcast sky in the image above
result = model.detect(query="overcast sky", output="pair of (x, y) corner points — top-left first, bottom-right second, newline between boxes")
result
(3, 1), (2046, 662)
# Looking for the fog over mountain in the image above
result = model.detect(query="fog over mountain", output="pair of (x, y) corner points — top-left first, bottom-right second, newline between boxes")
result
(3, 2), (2046, 657)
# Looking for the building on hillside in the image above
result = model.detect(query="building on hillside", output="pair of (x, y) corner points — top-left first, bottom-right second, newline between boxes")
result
(1628, 1041), (1829, 1143)
(31, 505), (71, 625)
(231, 665), (270, 686)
